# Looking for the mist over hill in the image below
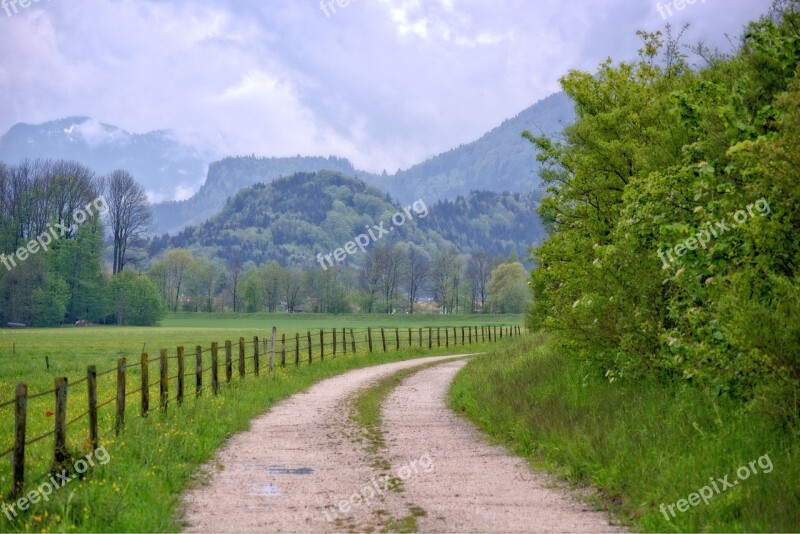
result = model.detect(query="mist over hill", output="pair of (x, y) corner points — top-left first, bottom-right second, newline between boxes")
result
(149, 91), (573, 234)
(0, 92), (574, 236)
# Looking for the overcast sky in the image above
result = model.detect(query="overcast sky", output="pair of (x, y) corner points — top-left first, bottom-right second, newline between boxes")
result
(0, 0), (772, 174)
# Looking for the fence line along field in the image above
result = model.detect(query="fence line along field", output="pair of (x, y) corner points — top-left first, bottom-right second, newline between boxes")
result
(0, 314), (524, 502)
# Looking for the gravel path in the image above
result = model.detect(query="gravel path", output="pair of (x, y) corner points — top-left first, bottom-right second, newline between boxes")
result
(180, 355), (622, 533)
(382, 359), (622, 532)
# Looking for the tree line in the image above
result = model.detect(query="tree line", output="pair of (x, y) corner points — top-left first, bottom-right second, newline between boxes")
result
(0, 160), (160, 326)
(147, 245), (530, 315)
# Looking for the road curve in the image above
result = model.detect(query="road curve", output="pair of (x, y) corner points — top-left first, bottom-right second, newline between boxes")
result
(180, 354), (622, 532)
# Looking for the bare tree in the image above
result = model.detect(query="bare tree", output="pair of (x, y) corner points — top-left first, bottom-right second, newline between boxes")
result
(359, 251), (382, 313)
(227, 257), (244, 313)
(404, 246), (429, 314)
(282, 268), (304, 313)
(105, 170), (152, 274)
(430, 246), (462, 314)
(376, 245), (404, 313)
(467, 252), (495, 312)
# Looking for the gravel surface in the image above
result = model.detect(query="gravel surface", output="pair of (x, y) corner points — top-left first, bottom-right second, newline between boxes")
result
(381, 359), (623, 533)
(180, 355), (623, 533)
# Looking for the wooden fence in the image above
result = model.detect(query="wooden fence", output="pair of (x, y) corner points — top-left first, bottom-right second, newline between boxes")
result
(1, 324), (523, 497)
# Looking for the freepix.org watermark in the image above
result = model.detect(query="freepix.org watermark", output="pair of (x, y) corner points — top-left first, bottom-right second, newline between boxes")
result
(322, 453), (435, 522)
(659, 453), (773, 521)
(319, 0), (355, 18)
(2, 0), (50, 18)
(657, 198), (770, 269)
(316, 199), (428, 271)
(656, 0), (708, 20)
(1, 195), (108, 272)
(2, 446), (110, 521)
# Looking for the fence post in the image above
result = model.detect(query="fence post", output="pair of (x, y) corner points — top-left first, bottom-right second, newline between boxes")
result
(453, 327), (458, 346)
(419, 328), (422, 347)
(12, 383), (27, 498)
(437, 328), (441, 348)
(368, 328), (373, 353)
(428, 327), (432, 349)
(350, 329), (356, 353)
(307, 331), (312, 364)
(381, 328), (386, 353)
(343, 328), (347, 354)
(225, 341), (233, 383)
(253, 337), (260, 377)
(333, 329), (337, 358)
(461, 327), (465, 344)
(395, 328), (400, 351)
(211, 342), (219, 395)
(320, 330), (324, 362)
(281, 334), (286, 367)
(87, 365), (98, 450)
(468, 327), (472, 345)
(482, 326), (486, 342)
(54, 377), (68, 467)
(160, 349), (169, 410)
(295, 333), (300, 365)
(195, 346), (203, 396)
(177, 347), (185, 404)
(141, 354), (149, 416)
(408, 328), (412, 347)
(116, 358), (126, 434)
(445, 328), (449, 348)
(238, 338), (246, 379)
(270, 327), (276, 371)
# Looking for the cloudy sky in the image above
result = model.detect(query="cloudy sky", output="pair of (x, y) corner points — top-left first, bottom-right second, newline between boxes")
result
(0, 0), (772, 174)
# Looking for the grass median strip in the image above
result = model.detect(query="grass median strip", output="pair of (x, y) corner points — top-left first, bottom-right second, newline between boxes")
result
(347, 358), (467, 533)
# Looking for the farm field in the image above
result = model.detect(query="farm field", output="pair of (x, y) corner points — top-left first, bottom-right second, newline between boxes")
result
(0, 313), (523, 531)
(0, 313), (521, 393)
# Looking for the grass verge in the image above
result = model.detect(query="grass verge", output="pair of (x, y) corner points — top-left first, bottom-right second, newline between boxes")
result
(448, 335), (800, 532)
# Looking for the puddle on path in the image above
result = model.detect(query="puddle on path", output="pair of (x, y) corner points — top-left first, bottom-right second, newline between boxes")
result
(250, 483), (282, 497)
(269, 465), (315, 475)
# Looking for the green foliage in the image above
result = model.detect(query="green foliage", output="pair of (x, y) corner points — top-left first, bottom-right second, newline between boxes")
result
(106, 271), (164, 326)
(487, 262), (530, 313)
(525, 3), (800, 423)
(420, 191), (546, 260)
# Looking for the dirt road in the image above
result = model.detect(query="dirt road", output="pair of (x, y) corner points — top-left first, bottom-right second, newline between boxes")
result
(180, 355), (621, 532)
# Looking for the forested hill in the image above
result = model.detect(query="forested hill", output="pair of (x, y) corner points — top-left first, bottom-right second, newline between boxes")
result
(419, 191), (545, 259)
(383, 91), (574, 202)
(150, 156), (374, 235)
(149, 171), (442, 267)
(148, 172), (541, 266)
